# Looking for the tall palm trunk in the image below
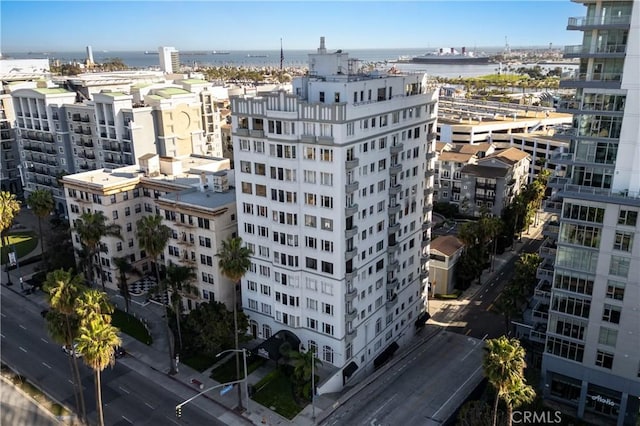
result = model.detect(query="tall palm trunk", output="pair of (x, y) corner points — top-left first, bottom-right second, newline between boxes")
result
(506, 403), (513, 426)
(174, 300), (183, 350)
(65, 316), (86, 423)
(95, 370), (104, 426)
(233, 281), (242, 410)
(156, 257), (176, 375)
(492, 391), (499, 426)
(96, 244), (106, 292)
(38, 217), (45, 257)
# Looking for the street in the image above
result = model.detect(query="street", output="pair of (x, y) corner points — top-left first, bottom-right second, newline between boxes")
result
(321, 328), (485, 426)
(0, 287), (228, 426)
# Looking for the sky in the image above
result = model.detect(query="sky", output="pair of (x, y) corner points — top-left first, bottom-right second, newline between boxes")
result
(1, 1), (585, 52)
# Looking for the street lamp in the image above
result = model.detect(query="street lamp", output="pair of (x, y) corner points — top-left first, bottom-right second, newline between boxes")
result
(216, 348), (249, 413)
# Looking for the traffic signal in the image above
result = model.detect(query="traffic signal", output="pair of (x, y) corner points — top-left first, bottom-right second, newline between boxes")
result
(176, 405), (182, 418)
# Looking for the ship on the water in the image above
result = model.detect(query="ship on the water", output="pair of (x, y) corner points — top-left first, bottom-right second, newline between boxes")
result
(212, 51), (230, 55)
(395, 47), (491, 64)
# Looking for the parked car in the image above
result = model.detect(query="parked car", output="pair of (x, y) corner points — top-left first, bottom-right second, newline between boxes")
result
(62, 343), (82, 358)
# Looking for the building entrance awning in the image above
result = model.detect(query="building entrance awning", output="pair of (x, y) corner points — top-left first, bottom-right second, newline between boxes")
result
(373, 341), (400, 369)
(342, 361), (359, 379)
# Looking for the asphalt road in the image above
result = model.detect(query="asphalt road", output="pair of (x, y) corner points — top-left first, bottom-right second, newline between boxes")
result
(0, 377), (58, 426)
(0, 288), (226, 426)
(321, 329), (485, 426)
(448, 234), (546, 340)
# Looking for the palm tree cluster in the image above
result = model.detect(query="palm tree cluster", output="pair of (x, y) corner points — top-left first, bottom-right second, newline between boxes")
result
(455, 213), (503, 290)
(501, 170), (550, 243)
(483, 336), (536, 426)
(493, 253), (542, 334)
(44, 268), (121, 426)
(289, 349), (322, 401)
(26, 189), (55, 257)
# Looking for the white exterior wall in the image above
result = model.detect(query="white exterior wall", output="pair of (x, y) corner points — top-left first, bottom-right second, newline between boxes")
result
(233, 43), (437, 388)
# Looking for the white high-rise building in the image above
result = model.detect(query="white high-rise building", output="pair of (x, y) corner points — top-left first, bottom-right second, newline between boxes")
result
(158, 46), (179, 74)
(232, 37), (438, 391)
(541, 1), (640, 425)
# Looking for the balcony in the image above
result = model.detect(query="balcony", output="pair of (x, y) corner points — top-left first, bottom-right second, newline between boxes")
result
(346, 308), (357, 322)
(345, 287), (357, 303)
(542, 222), (559, 238)
(424, 169), (435, 178)
(345, 327), (357, 343)
(544, 199), (563, 214)
(83, 128), (92, 135)
(424, 187), (434, 195)
(564, 44), (626, 58)
(529, 326), (547, 344)
(426, 151), (437, 161)
(421, 236), (431, 247)
(549, 151), (573, 165)
(387, 242), (398, 255)
(386, 278), (398, 291)
(345, 226), (358, 238)
(81, 115), (91, 123)
(388, 222), (400, 234)
(422, 221), (435, 231)
(389, 184), (401, 196)
(72, 114), (81, 122)
(390, 143), (404, 154)
(345, 268), (358, 281)
(178, 238), (194, 246)
(250, 129), (264, 138)
(548, 176), (570, 189)
(389, 164), (402, 175)
(345, 203), (358, 216)
(345, 247), (357, 260)
(345, 158), (359, 170)
(422, 202), (433, 214)
(345, 181), (359, 193)
(388, 203), (401, 215)
(560, 72), (622, 89)
(386, 294), (398, 309)
(567, 15), (631, 30)
(388, 258), (399, 270)
(536, 263), (555, 281)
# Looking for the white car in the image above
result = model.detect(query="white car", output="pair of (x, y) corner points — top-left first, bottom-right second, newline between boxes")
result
(62, 343), (82, 358)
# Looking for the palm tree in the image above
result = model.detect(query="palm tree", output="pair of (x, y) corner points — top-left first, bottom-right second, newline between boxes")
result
(163, 263), (196, 350)
(43, 268), (87, 422)
(75, 317), (121, 426)
(26, 189), (54, 257)
(76, 288), (114, 323)
(483, 336), (530, 426)
(503, 379), (536, 426)
(0, 190), (21, 239)
(113, 256), (141, 314)
(136, 214), (173, 372)
(74, 211), (122, 290)
(216, 236), (252, 411)
(290, 349), (322, 399)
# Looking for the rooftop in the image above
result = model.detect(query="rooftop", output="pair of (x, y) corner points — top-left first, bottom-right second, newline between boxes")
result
(33, 87), (73, 95)
(484, 147), (530, 164)
(431, 235), (465, 256)
(438, 151), (475, 163)
(461, 164), (510, 178)
(159, 186), (235, 211)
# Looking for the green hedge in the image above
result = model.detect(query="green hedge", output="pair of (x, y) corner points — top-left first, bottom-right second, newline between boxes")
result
(112, 309), (152, 345)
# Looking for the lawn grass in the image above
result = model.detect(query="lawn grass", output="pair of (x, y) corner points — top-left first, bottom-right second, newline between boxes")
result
(112, 309), (152, 345)
(183, 353), (217, 373)
(0, 232), (38, 264)
(210, 354), (266, 383)
(252, 368), (305, 420)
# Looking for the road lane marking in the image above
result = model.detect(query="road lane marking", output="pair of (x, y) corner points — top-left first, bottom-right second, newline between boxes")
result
(19, 324), (27, 330)
(121, 416), (132, 424)
(42, 362), (52, 369)
(145, 402), (154, 409)
(19, 346), (27, 353)
(119, 386), (130, 394)
(487, 303), (494, 311)
(165, 416), (181, 425)
(0, 333), (4, 338)
(465, 329), (472, 336)
(41, 338), (48, 343)
(432, 364), (483, 420)
(68, 380), (73, 385)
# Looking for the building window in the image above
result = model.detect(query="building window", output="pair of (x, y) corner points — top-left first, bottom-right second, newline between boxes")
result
(609, 255), (630, 277)
(321, 218), (333, 231)
(605, 280), (625, 301)
(598, 327), (618, 347)
(305, 215), (316, 228)
(323, 345), (334, 362)
(321, 261), (333, 274)
(595, 350), (614, 369)
(613, 231), (633, 252)
(602, 304), (621, 324)
(305, 257), (317, 270)
(618, 209), (638, 226)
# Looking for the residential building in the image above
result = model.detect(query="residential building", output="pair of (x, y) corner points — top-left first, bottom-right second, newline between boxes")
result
(12, 85), (77, 213)
(62, 154), (237, 308)
(159, 47), (180, 74)
(428, 235), (464, 296)
(232, 37), (438, 392)
(540, 2), (640, 425)
(0, 92), (20, 196)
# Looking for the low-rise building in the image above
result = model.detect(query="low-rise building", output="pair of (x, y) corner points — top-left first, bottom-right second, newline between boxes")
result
(428, 235), (464, 296)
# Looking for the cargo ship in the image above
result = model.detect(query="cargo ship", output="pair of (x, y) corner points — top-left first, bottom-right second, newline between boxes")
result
(395, 47), (491, 65)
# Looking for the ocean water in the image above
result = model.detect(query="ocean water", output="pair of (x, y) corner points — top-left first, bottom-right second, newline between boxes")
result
(4, 48), (574, 78)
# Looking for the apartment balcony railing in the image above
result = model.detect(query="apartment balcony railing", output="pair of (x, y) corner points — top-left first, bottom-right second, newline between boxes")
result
(388, 203), (401, 215)
(422, 202), (433, 214)
(388, 222), (400, 234)
(544, 199), (563, 214)
(424, 169), (435, 178)
(529, 329), (546, 344)
(389, 164), (402, 175)
(345, 226), (358, 238)
(390, 143), (404, 155)
(548, 176), (570, 189)
(345, 181), (359, 193)
(542, 223), (560, 238)
(81, 115), (91, 123)
(345, 327), (357, 343)
(564, 44), (627, 57)
(387, 242), (398, 255)
(345, 287), (357, 303)
(345, 203), (358, 216)
(560, 72), (622, 88)
(567, 15), (631, 29)
(421, 236), (431, 248)
(559, 184), (640, 207)
(386, 294), (398, 309)
(345, 158), (359, 170)
(389, 184), (402, 196)
(386, 278), (398, 291)
(424, 187), (434, 195)
(345, 268), (358, 281)
(345, 247), (357, 261)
